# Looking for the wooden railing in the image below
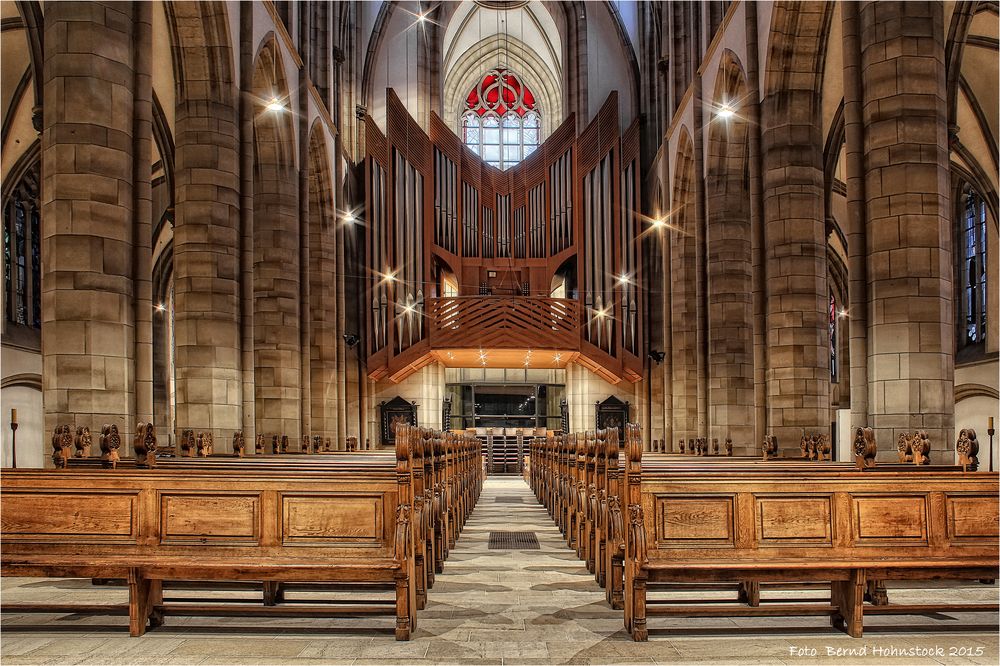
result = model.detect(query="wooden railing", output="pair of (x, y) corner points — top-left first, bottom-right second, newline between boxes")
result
(428, 297), (579, 350)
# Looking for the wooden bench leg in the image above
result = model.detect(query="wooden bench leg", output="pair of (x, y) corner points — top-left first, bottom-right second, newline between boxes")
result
(608, 554), (624, 610)
(630, 569), (648, 641)
(738, 581), (760, 607)
(262, 581), (284, 606)
(127, 568), (159, 637)
(865, 578), (888, 606)
(394, 575), (413, 641)
(415, 549), (428, 611)
(832, 569), (865, 638)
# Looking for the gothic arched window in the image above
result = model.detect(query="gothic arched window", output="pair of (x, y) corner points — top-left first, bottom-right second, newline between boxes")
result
(959, 186), (988, 348)
(3, 161), (40, 331)
(462, 68), (540, 170)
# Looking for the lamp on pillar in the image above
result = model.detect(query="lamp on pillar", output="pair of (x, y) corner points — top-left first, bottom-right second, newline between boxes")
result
(9, 408), (17, 469)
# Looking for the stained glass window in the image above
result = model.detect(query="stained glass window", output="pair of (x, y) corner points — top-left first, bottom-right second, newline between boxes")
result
(3, 166), (40, 330)
(829, 293), (837, 382)
(961, 188), (988, 346)
(462, 68), (540, 170)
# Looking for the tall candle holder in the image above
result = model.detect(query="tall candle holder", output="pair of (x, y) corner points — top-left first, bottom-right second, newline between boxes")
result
(988, 416), (995, 472)
(10, 408), (18, 469)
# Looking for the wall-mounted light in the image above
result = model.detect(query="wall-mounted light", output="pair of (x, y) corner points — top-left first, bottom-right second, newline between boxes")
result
(717, 104), (734, 119)
(155, 303), (166, 313)
(648, 350), (666, 364)
(266, 96), (285, 112)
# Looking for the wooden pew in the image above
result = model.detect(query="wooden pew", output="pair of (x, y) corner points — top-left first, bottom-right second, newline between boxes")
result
(2, 424), (483, 639)
(618, 424), (1000, 640)
(529, 425), (1000, 639)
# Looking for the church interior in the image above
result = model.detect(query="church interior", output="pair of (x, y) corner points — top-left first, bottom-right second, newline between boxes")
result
(1, 1), (998, 664)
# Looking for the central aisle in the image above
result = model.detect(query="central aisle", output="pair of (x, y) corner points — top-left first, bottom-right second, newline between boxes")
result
(413, 475), (639, 663)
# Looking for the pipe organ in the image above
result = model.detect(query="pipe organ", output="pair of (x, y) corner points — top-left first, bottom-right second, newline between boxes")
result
(365, 90), (642, 385)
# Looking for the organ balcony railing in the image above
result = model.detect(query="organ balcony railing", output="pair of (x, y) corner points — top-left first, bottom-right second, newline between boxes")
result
(428, 297), (579, 350)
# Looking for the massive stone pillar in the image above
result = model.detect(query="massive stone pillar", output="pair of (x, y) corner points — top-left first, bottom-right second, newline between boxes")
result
(171, 38), (242, 441)
(132, 0), (154, 429)
(308, 129), (340, 442)
(706, 65), (754, 451)
(670, 137), (699, 445)
(860, 1), (954, 458)
(842, 1), (871, 443)
(761, 4), (831, 453)
(41, 1), (136, 445)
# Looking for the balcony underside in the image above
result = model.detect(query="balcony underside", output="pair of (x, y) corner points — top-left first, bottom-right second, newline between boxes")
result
(367, 297), (641, 385)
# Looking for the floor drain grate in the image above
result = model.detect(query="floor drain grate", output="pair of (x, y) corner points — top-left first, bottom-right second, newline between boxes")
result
(494, 496), (524, 504)
(488, 531), (539, 550)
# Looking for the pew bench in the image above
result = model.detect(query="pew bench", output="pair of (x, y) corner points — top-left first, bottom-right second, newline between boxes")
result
(622, 463), (1000, 640)
(1, 465), (421, 639)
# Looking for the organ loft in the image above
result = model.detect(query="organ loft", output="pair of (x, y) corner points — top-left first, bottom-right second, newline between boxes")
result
(1, 1), (998, 664)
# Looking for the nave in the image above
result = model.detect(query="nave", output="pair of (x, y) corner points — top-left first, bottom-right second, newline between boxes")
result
(2, 476), (997, 666)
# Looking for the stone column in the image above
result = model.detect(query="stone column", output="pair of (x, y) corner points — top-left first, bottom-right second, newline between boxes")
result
(860, 0), (954, 458)
(132, 0), (153, 430)
(41, 1), (136, 446)
(172, 86), (241, 441)
(705, 125), (754, 449)
(744, 0), (768, 452)
(842, 2), (870, 439)
(238, 2), (256, 445)
(761, 14), (831, 453)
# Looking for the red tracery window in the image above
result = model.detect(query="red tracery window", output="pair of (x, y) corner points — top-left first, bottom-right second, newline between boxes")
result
(462, 68), (540, 170)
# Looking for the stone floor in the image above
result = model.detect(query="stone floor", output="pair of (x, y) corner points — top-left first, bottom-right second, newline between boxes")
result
(2, 476), (998, 665)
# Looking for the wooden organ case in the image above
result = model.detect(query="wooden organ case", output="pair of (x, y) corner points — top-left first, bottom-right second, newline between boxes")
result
(365, 90), (642, 385)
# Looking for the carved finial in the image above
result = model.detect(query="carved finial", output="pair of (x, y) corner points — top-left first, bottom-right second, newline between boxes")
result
(255, 433), (264, 455)
(957, 428), (979, 471)
(853, 426), (877, 469)
(180, 429), (194, 457)
(911, 430), (930, 465)
(233, 431), (245, 458)
(396, 424), (410, 462)
(74, 425), (92, 458)
(100, 424), (121, 469)
(196, 432), (212, 457)
(896, 432), (912, 463)
(52, 425), (73, 468)
(280, 435), (289, 454)
(725, 437), (733, 456)
(271, 434), (279, 454)
(135, 423), (157, 468)
(762, 434), (778, 461)
(800, 434), (809, 458)
(815, 434), (830, 462)
(626, 423), (642, 464)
